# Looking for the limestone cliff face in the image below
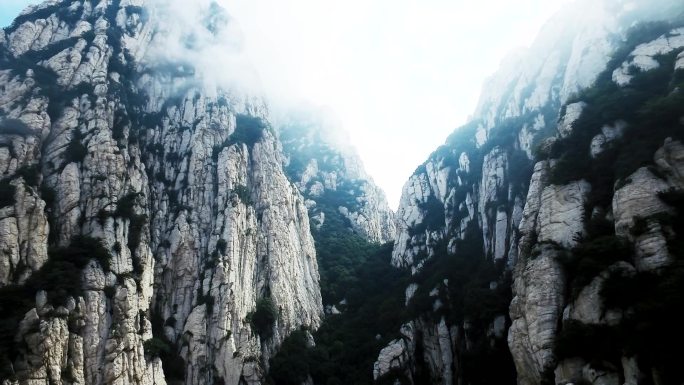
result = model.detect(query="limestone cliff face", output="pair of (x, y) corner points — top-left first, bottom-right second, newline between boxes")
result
(0, 1), (322, 384)
(379, 1), (684, 384)
(279, 109), (395, 243)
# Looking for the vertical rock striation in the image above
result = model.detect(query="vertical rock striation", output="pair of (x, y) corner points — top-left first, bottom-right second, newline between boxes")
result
(0, 1), (322, 384)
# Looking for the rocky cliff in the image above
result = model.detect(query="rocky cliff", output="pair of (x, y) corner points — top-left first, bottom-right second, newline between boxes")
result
(379, 0), (684, 384)
(279, 108), (395, 244)
(0, 1), (325, 384)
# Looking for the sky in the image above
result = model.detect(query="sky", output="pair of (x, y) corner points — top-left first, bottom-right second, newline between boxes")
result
(0, 0), (574, 209)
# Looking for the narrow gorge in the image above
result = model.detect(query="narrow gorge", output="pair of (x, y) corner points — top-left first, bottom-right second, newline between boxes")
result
(1, 0), (683, 385)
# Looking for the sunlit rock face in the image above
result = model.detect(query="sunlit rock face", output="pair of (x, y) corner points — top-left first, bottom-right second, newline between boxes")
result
(0, 1), (323, 384)
(279, 109), (396, 244)
(381, 0), (684, 384)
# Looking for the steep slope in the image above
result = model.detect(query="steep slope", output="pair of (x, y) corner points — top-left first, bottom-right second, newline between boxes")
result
(279, 108), (396, 244)
(380, 1), (684, 385)
(0, 1), (322, 385)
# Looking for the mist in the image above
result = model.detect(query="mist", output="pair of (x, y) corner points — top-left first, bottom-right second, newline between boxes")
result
(171, 0), (576, 208)
(4, 0), (680, 207)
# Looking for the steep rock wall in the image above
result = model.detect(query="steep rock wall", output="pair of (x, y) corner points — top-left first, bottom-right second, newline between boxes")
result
(0, 1), (322, 384)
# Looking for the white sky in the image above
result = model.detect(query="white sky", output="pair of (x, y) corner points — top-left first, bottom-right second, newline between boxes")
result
(1, 0), (574, 208)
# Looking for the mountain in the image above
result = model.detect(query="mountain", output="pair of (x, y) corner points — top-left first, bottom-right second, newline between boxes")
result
(2, 0), (684, 385)
(376, 1), (684, 385)
(0, 1), (375, 384)
(279, 108), (396, 245)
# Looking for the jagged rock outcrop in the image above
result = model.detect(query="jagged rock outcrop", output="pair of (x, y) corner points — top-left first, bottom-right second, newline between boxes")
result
(374, 318), (460, 385)
(279, 109), (395, 243)
(0, 1), (322, 384)
(380, 1), (684, 384)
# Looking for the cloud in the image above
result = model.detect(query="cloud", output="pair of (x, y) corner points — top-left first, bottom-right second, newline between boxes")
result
(143, 0), (262, 97)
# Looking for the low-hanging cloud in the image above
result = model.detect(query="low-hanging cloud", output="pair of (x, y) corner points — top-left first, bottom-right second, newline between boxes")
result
(143, 0), (262, 98)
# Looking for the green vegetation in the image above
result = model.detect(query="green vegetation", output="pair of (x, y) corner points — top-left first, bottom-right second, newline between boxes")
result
(0, 236), (112, 379)
(407, 224), (516, 385)
(149, 308), (186, 382)
(144, 337), (172, 357)
(544, 24), (684, 383)
(248, 298), (277, 338)
(559, 235), (632, 300)
(230, 114), (266, 147)
(269, 243), (409, 385)
(313, 205), (383, 305)
(232, 185), (252, 205)
(267, 329), (312, 385)
(604, 190), (684, 382)
(268, 170), (410, 384)
(216, 239), (227, 254)
(0, 179), (16, 208)
(16, 165), (40, 186)
(409, 195), (445, 236)
(547, 25), (684, 205)
(65, 130), (88, 164)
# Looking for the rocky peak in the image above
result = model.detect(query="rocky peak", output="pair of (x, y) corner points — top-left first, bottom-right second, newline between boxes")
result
(380, 1), (684, 384)
(279, 108), (396, 244)
(0, 1), (323, 384)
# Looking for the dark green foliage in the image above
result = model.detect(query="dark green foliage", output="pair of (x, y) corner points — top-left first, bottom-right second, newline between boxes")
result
(0, 119), (33, 136)
(407, 225), (509, 324)
(407, 195), (445, 237)
(197, 294), (215, 314)
(45, 236), (112, 274)
(127, 214), (147, 253)
(280, 120), (347, 178)
(65, 131), (88, 164)
(216, 239), (227, 254)
(406, 225), (516, 385)
(268, 330), (312, 385)
(149, 308), (186, 382)
(508, 149), (534, 198)
(559, 235), (632, 299)
(229, 114), (265, 147)
(40, 184), (56, 210)
(15, 165), (40, 186)
(232, 185), (252, 205)
(112, 112), (128, 141)
(144, 337), (171, 357)
(557, 187), (684, 383)
(0, 179), (16, 208)
(598, 260), (684, 383)
(103, 286), (116, 298)
(0, 284), (34, 380)
(249, 298), (277, 338)
(554, 320), (621, 368)
(0, 235), (113, 377)
(270, 243), (409, 385)
(549, 26), (684, 191)
(312, 188), (388, 304)
(115, 193), (139, 218)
